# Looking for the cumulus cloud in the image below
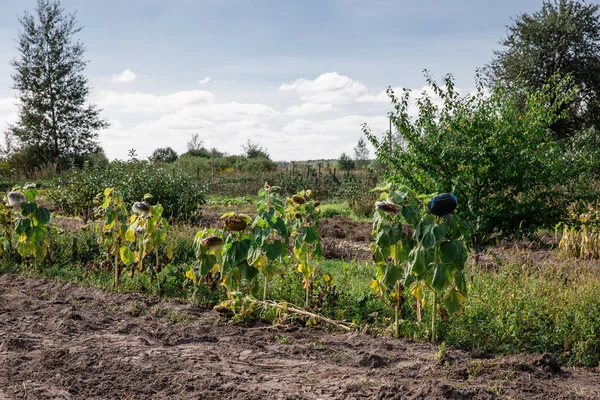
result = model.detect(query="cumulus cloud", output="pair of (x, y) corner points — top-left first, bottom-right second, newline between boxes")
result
(279, 72), (368, 104)
(93, 74), (472, 161)
(284, 102), (334, 117)
(112, 69), (137, 82)
(0, 97), (18, 130)
(0, 97), (17, 113)
(198, 77), (211, 84)
(97, 90), (216, 113)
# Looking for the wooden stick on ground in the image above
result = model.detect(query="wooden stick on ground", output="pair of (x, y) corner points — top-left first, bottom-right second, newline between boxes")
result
(252, 299), (353, 332)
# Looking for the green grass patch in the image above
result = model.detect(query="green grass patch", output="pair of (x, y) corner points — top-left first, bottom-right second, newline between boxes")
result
(441, 260), (600, 367)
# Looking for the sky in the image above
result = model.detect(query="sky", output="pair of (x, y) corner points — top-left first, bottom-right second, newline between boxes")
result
(0, 0), (547, 161)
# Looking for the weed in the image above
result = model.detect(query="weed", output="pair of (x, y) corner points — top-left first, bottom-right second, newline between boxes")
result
(275, 335), (289, 344)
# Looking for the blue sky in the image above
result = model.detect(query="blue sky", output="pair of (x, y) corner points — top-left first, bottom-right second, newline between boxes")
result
(0, 0), (545, 160)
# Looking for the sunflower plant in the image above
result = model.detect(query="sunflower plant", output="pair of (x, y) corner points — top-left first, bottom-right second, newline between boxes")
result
(96, 188), (132, 289)
(10, 184), (51, 262)
(247, 183), (288, 301)
(286, 189), (322, 308)
(370, 184), (469, 341)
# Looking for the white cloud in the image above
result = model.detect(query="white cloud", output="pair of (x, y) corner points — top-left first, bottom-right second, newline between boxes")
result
(0, 97), (17, 113)
(279, 72), (368, 104)
(112, 69), (137, 82)
(0, 97), (18, 130)
(93, 74), (478, 161)
(284, 102), (334, 117)
(97, 90), (216, 113)
(198, 77), (211, 84)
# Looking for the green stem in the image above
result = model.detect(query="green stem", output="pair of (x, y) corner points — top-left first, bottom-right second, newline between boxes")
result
(305, 250), (310, 309)
(137, 242), (145, 288)
(114, 253), (119, 290)
(155, 248), (161, 297)
(431, 291), (437, 342)
(393, 280), (400, 337)
(263, 275), (268, 302)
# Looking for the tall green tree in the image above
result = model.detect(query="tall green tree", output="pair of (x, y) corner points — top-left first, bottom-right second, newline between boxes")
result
(353, 137), (370, 168)
(485, 0), (600, 140)
(337, 152), (355, 172)
(7, 0), (108, 170)
(242, 139), (270, 160)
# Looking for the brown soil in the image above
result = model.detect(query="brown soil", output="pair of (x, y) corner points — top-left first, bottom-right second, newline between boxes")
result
(2, 274), (598, 400)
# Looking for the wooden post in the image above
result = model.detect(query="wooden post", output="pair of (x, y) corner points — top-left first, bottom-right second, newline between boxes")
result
(291, 161), (295, 173)
(172, 168), (175, 179)
(306, 167), (310, 179)
(333, 167), (336, 177)
(211, 159), (215, 183)
(196, 166), (200, 181)
(316, 163), (321, 185)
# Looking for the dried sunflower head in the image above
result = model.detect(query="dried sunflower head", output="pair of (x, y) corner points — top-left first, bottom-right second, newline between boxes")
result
(202, 235), (224, 251)
(132, 201), (150, 217)
(224, 215), (247, 232)
(292, 194), (306, 205)
(7, 191), (26, 207)
(376, 201), (402, 214)
(313, 201), (320, 207)
(264, 182), (271, 191)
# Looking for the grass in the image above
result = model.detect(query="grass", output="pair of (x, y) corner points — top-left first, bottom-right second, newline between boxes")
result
(443, 257), (600, 367)
(319, 201), (373, 222)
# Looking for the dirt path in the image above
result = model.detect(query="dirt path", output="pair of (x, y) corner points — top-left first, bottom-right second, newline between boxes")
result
(1, 274), (598, 400)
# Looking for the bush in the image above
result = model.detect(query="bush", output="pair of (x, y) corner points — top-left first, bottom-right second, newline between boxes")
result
(149, 147), (178, 163)
(365, 72), (595, 247)
(48, 161), (207, 222)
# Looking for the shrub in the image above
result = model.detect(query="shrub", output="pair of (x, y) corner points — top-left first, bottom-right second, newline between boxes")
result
(48, 161), (207, 222)
(365, 72), (595, 248)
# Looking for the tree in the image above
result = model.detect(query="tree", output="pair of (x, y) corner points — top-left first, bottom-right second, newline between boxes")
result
(364, 72), (594, 248)
(242, 139), (270, 159)
(187, 133), (204, 151)
(353, 138), (370, 168)
(337, 152), (355, 172)
(485, 0), (600, 140)
(7, 0), (108, 170)
(149, 147), (178, 163)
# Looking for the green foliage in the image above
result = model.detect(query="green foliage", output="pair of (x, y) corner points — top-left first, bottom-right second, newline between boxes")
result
(10, 184), (52, 261)
(286, 189), (322, 308)
(338, 173), (376, 218)
(242, 139), (270, 160)
(353, 138), (370, 169)
(318, 203), (351, 219)
(127, 200), (172, 293)
(48, 161), (207, 222)
(370, 184), (469, 340)
(96, 188), (131, 289)
(6, 0), (108, 171)
(445, 261), (600, 367)
(485, 0), (600, 139)
(149, 147), (178, 164)
(337, 153), (355, 172)
(365, 72), (590, 247)
(249, 184), (288, 300)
